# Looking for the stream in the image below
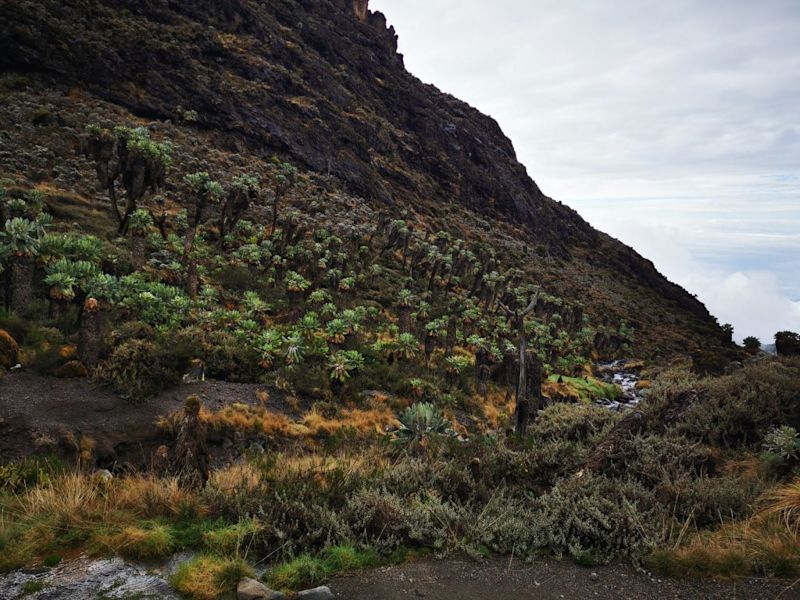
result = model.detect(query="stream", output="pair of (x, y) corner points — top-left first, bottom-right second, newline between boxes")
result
(594, 359), (648, 411)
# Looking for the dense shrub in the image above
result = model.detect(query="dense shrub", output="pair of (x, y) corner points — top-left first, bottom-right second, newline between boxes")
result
(601, 433), (720, 485)
(535, 474), (666, 564)
(674, 359), (800, 447)
(171, 327), (262, 382)
(531, 403), (621, 443)
(94, 338), (187, 401)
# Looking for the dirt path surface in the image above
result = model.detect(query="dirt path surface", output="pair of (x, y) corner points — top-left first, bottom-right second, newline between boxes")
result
(0, 372), (293, 465)
(329, 558), (800, 600)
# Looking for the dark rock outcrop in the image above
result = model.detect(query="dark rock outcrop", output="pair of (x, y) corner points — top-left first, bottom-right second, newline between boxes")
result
(0, 0), (726, 354)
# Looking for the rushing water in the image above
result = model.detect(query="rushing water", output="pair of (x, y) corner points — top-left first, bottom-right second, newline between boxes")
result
(594, 359), (647, 411)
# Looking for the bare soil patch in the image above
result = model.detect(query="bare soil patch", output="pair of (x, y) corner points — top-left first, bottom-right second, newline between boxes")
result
(329, 557), (800, 600)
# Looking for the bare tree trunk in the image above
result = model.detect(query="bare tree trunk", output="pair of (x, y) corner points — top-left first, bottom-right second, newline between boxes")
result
(186, 260), (199, 299)
(270, 196), (279, 237)
(515, 313), (530, 436)
(183, 226), (196, 262)
(78, 298), (100, 368)
(131, 234), (146, 270)
(445, 316), (457, 354)
(399, 307), (411, 334)
(10, 255), (34, 315)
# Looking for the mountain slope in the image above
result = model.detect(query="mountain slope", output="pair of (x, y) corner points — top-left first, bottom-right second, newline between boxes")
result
(0, 0), (725, 355)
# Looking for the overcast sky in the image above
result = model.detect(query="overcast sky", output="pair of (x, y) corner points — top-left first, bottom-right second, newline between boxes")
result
(371, 0), (800, 344)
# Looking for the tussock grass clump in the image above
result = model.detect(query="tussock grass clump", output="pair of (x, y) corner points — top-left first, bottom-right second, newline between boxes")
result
(159, 403), (400, 440)
(649, 476), (800, 578)
(96, 522), (173, 560)
(171, 555), (253, 600)
(0, 473), (209, 571)
(266, 544), (379, 591)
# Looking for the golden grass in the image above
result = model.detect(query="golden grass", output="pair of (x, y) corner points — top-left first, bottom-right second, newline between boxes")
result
(208, 463), (262, 494)
(758, 478), (800, 530)
(161, 403), (401, 439)
(650, 477), (800, 578)
(8, 473), (205, 532)
(475, 388), (514, 431)
(301, 407), (399, 436)
(171, 555), (253, 600)
(95, 522), (173, 560)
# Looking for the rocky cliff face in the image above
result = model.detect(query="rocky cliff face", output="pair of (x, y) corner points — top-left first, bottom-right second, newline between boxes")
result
(0, 0), (726, 354)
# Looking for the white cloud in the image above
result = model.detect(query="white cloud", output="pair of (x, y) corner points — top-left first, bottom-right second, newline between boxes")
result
(371, 0), (800, 339)
(568, 203), (800, 342)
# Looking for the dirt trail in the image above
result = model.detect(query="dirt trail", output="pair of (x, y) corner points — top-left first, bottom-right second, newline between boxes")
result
(0, 372), (292, 466)
(329, 558), (800, 600)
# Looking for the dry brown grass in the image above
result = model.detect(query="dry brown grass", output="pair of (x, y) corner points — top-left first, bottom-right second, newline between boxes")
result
(11, 473), (205, 528)
(650, 477), (800, 578)
(301, 407), (399, 436)
(476, 388), (514, 431)
(758, 478), (800, 530)
(161, 403), (400, 439)
(208, 463), (263, 494)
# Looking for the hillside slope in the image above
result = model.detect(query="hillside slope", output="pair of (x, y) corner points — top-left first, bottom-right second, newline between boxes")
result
(0, 0), (725, 355)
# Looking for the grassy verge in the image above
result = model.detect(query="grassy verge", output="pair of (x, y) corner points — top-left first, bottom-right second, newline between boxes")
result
(266, 544), (381, 590)
(544, 374), (621, 403)
(647, 479), (800, 578)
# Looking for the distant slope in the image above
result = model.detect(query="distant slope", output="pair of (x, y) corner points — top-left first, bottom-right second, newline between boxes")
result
(0, 0), (727, 356)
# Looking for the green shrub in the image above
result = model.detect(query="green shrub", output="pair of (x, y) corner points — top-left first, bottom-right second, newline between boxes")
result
(202, 518), (261, 554)
(170, 555), (253, 600)
(94, 338), (186, 401)
(600, 433), (720, 486)
(345, 488), (432, 554)
(671, 359), (800, 447)
(0, 457), (64, 493)
(171, 327), (262, 382)
(763, 426), (800, 461)
(535, 474), (666, 564)
(531, 403), (621, 443)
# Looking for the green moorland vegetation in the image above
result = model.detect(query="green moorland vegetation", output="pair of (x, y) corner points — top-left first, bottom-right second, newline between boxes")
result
(1, 124), (800, 597)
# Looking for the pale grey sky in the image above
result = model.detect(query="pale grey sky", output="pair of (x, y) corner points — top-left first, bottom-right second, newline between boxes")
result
(372, 0), (800, 343)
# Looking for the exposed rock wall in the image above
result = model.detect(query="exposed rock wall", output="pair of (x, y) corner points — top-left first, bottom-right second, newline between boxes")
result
(0, 0), (726, 354)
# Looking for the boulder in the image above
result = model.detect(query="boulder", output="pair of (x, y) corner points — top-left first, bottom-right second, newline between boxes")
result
(237, 577), (285, 600)
(0, 329), (19, 369)
(297, 586), (334, 600)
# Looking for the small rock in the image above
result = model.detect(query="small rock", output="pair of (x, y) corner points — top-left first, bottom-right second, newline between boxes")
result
(590, 572), (599, 582)
(237, 577), (285, 600)
(95, 469), (113, 482)
(296, 585), (334, 600)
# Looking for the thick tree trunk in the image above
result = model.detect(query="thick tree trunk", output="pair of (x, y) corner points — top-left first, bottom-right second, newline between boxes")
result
(10, 255), (34, 315)
(131, 234), (146, 270)
(270, 196), (279, 237)
(186, 260), (199, 299)
(398, 307), (411, 334)
(445, 316), (457, 354)
(78, 299), (100, 368)
(183, 227), (197, 264)
(515, 314), (529, 436)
